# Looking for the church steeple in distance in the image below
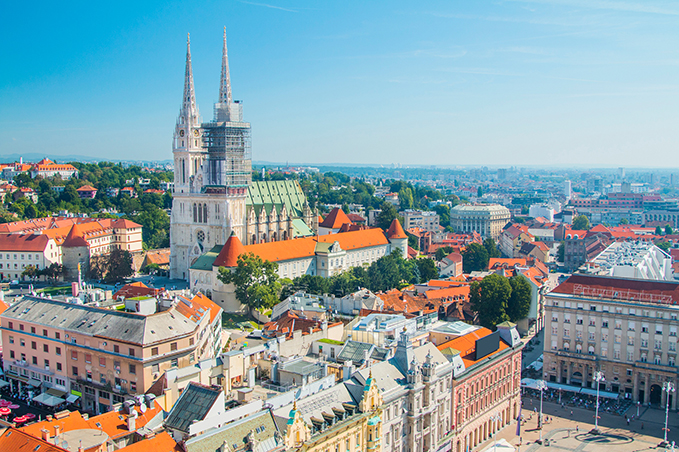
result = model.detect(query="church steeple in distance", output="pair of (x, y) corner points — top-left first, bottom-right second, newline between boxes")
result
(219, 27), (232, 105)
(180, 33), (200, 128)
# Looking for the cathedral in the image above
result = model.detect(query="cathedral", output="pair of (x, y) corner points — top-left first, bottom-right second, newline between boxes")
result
(170, 30), (316, 280)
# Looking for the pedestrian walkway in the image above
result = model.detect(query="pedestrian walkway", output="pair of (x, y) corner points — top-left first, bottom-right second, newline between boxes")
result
(476, 398), (678, 452)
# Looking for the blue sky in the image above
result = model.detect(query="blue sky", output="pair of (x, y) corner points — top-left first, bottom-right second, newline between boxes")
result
(2, 0), (678, 166)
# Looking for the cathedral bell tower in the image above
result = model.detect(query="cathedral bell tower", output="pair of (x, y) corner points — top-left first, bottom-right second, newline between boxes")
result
(173, 34), (205, 194)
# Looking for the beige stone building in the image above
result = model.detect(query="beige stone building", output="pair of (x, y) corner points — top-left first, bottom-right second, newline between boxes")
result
(1, 292), (222, 414)
(450, 204), (511, 240)
(543, 273), (679, 408)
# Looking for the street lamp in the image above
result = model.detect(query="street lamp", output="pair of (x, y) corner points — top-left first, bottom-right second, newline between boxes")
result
(490, 412), (502, 450)
(591, 371), (604, 435)
(661, 381), (675, 447)
(536, 380), (547, 444)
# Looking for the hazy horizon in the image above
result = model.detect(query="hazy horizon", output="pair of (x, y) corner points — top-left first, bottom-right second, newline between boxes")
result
(2, 1), (678, 167)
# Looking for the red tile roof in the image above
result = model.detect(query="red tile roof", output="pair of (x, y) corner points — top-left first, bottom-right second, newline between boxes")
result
(213, 232), (246, 267)
(386, 218), (407, 240)
(61, 222), (89, 247)
(488, 258), (527, 270)
(320, 208), (352, 229)
(218, 228), (390, 265)
(0, 233), (51, 252)
(116, 432), (181, 452)
(0, 428), (66, 452)
(113, 282), (165, 300)
(437, 326), (510, 367)
(76, 185), (97, 192)
(552, 274), (679, 304)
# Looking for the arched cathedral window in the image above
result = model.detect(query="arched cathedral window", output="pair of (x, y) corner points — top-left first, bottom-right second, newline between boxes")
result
(203, 204), (208, 223)
(193, 203), (197, 223)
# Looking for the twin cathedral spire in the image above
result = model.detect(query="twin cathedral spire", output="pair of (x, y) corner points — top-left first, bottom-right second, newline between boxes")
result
(177, 27), (234, 129)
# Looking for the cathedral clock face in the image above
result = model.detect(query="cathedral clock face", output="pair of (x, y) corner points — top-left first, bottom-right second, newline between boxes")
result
(179, 130), (185, 137)
(193, 129), (200, 137)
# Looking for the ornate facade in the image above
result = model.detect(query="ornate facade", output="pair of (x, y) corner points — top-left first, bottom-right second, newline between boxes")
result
(170, 31), (315, 280)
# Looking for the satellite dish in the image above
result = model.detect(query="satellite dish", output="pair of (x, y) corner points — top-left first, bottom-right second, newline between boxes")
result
(140, 403), (147, 413)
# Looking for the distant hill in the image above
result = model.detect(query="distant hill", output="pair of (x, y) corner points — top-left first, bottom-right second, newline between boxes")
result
(0, 153), (172, 165)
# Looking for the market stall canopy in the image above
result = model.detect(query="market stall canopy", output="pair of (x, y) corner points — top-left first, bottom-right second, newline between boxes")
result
(33, 392), (65, 407)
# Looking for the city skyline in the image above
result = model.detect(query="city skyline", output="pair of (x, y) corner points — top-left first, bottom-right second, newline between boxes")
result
(2, 1), (679, 167)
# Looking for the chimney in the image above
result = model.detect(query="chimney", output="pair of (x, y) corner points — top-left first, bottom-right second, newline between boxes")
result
(41, 429), (50, 442)
(127, 414), (136, 432)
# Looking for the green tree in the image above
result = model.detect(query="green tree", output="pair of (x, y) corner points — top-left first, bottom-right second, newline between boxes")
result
(21, 265), (39, 281)
(572, 215), (590, 230)
(619, 218), (629, 225)
(462, 243), (489, 272)
(40, 263), (64, 284)
(470, 274), (511, 329)
(398, 187), (414, 210)
(656, 241), (671, 253)
(557, 241), (565, 262)
(483, 238), (500, 259)
(415, 258), (438, 282)
(507, 276), (532, 322)
(477, 186), (483, 197)
(665, 225), (673, 235)
(435, 246), (455, 261)
(217, 252), (282, 312)
(292, 274), (330, 295)
(407, 233), (419, 251)
(104, 248), (134, 283)
(376, 202), (400, 231)
(656, 226), (663, 236)
(433, 204), (450, 227)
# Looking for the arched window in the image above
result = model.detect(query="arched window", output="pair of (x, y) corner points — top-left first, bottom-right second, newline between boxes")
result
(193, 203), (197, 223)
(182, 160), (186, 184)
(203, 204), (208, 223)
(198, 204), (203, 223)
(252, 234), (257, 245)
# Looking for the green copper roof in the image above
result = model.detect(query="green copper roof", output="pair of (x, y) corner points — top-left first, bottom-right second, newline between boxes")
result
(292, 218), (314, 237)
(189, 245), (221, 271)
(247, 180), (307, 217)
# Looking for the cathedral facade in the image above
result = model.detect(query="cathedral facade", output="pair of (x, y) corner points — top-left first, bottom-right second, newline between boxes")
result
(170, 30), (315, 280)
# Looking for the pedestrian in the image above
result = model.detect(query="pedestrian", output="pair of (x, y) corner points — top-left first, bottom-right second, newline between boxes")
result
(576, 425), (579, 433)
(641, 422), (644, 429)
(570, 410), (573, 416)
(627, 418), (630, 426)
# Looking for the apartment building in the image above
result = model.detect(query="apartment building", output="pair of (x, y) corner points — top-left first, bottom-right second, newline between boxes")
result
(0, 292), (222, 414)
(401, 209), (440, 232)
(450, 204), (511, 240)
(439, 322), (523, 452)
(0, 234), (60, 281)
(543, 274), (679, 408)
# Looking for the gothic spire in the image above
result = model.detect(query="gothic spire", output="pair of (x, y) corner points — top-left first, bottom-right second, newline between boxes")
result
(219, 27), (233, 104)
(181, 33), (200, 125)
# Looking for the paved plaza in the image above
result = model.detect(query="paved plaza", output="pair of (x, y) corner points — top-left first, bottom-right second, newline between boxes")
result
(478, 398), (679, 452)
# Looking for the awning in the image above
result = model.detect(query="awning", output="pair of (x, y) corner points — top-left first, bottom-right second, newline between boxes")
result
(545, 382), (582, 393)
(33, 392), (65, 407)
(27, 378), (42, 387)
(46, 388), (68, 398)
(0, 380), (9, 389)
(579, 387), (619, 399)
(66, 394), (80, 404)
(520, 378), (540, 389)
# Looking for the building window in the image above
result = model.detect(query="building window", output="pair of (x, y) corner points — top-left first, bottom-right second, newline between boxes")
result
(55, 332), (60, 339)
(171, 358), (178, 368)
(43, 344), (49, 353)
(114, 345), (120, 353)
(56, 347), (61, 355)
(31, 341), (36, 350)
(8, 336), (13, 344)
(56, 363), (62, 371)
(189, 337), (194, 346)
(99, 357), (106, 367)
(20, 339), (25, 347)
(129, 348), (135, 357)
(130, 381), (137, 392)
(9, 351), (14, 359)
(85, 354), (92, 363)
(129, 364), (136, 375)
(72, 366), (78, 376)
(170, 342), (178, 351)
(71, 351), (77, 361)
(42, 329), (48, 337)
(151, 347), (158, 356)
(31, 327), (35, 334)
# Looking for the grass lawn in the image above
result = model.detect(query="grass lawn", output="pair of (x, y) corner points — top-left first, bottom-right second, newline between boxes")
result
(222, 312), (259, 331)
(38, 286), (72, 296)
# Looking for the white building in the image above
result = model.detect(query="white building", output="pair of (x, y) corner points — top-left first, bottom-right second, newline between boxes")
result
(401, 209), (440, 232)
(582, 241), (673, 280)
(528, 204), (555, 222)
(450, 204), (511, 240)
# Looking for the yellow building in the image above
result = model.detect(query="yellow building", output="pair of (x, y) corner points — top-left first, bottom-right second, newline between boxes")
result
(279, 371), (383, 452)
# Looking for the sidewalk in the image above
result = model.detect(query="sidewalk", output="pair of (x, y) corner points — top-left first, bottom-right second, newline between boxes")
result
(478, 398), (679, 452)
